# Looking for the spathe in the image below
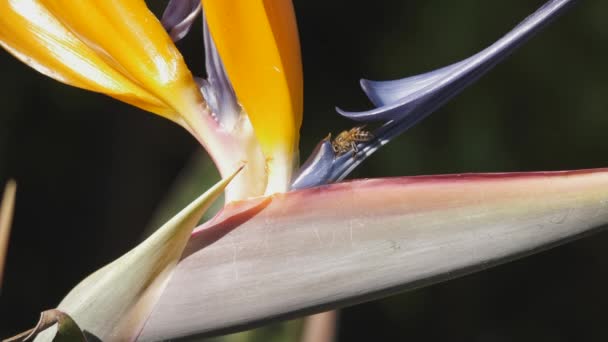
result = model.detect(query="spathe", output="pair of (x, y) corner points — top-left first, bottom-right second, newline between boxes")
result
(142, 168), (608, 340)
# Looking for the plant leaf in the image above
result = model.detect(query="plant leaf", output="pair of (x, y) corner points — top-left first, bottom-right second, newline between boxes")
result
(35, 167), (242, 342)
(141, 168), (608, 340)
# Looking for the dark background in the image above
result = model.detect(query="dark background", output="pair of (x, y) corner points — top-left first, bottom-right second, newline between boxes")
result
(2, 0), (608, 341)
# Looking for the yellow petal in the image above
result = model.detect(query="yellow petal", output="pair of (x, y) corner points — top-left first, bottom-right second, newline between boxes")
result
(202, 0), (303, 193)
(0, 0), (203, 125)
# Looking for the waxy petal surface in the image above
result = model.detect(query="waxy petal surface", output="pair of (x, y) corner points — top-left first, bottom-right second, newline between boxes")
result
(202, 0), (303, 193)
(142, 168), (608, 340)
(0, 0), (203, 125)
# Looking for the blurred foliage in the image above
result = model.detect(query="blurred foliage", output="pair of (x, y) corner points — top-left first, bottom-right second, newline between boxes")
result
(194, 320), (303, 342)
(1, 0), (608, 341)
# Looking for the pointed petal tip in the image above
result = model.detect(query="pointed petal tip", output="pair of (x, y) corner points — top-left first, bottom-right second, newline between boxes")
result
(54, 169), (241, 341)
(359, 78), (386, 107)
(235, 163), (247, 175)
(335, 103), (407, 123)
(350, 0), (578, 125)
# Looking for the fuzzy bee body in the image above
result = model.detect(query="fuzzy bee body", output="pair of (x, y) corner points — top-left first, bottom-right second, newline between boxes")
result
(331, 126), (374, 156)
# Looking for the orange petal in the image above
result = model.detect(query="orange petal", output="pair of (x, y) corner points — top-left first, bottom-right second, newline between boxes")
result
(203, 0), (303, 193)
(0, 0), (203, 124)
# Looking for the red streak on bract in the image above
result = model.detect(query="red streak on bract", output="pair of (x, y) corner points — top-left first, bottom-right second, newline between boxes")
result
(192, 168), (608, 237)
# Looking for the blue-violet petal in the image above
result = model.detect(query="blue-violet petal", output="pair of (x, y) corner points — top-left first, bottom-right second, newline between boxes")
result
(337, 0), (575, 123)
(199, 15), (242, 129)
(161, 0), (202, 42)
(291, 136), (336, 190)
(294, 0), (576, 190)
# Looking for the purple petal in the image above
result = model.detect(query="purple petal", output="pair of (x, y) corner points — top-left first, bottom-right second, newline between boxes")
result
(337, 0), (575, 123)
(142, 168), (608, 339)
(292, 0), (576, 188)
(360, 61), (466, 107)
(161, 0), (202, 42)
(291, 136), (336, 190)
(199, 15), (241, 128)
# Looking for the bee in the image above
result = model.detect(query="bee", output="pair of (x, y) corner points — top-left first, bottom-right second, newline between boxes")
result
(331, 126), (374, 156)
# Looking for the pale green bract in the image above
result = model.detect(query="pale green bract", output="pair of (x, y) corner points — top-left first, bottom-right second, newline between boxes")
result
(35, 167), (242, 342)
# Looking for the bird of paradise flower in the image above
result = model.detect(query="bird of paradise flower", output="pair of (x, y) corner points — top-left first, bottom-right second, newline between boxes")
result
(1, 0), (607, 341)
